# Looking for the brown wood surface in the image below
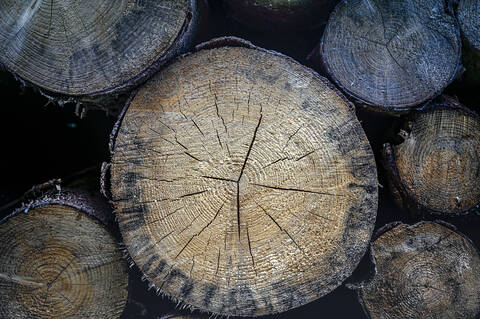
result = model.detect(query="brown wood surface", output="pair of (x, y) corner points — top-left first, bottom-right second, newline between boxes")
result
(383, 96), (480, 216)
(109, 38), (378, 317)
(358, 221), (480, 319)
(0, 194), (129, 318)
(320, 0), (461, 112)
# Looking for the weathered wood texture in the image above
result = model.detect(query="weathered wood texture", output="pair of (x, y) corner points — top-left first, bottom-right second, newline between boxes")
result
(457, 0), (480, 87)
(357, 221), (480, 319)
(108, 37), (378, 317)
(320, 0), (461, 112)
(0, 0), (197, 108)
(223, 0), (339, 29)
(458, 0), (480, 52)
(0, 190), (129, 318)
(383, 96), (480, 216)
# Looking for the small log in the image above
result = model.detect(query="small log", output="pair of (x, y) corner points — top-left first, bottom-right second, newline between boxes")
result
(383, 96), (480, 216)
(320, 0), (461, 112)
(457, 0), (480, 87)
(0, 0), (198, 113)
(107, 37), (378, 317)
(222, 0), (338, 30)
(356, 221), (480, 319)
(0, 189), (129, 318)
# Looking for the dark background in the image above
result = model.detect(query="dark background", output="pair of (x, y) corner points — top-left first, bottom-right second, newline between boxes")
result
(1, 1), (479, 318)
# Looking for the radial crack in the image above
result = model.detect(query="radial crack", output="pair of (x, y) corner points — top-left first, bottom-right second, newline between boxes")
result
(236, 114), (263, 239)
(246, 224), (257, 275)
(253, 184), (342, 196)
(257, 203), (304, 253)
(175, 204), (224, 259)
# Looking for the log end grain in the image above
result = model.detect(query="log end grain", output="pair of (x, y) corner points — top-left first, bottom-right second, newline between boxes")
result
(110, 40), (378, 317)
(0, 192), (129, 318)
(357, 221), (480, 319)
(0, 0), (196, 98)
(320, 0), (461, 111)
(383, 96), (480, 216)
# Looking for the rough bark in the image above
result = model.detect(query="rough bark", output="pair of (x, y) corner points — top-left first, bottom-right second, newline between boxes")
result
(356, 221), (480, 319)
(382, 96), (480, 216)
(0, 0), (198, 114)
(107, 36), (378, 317)
(0, 189), (129, 318)
(320, 0), (461, 112)
(457, 0), (480, 87)
(223, 0), (339, 30)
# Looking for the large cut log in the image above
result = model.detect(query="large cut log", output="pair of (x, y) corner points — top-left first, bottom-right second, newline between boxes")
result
(107, 37), (378, 317)
(222, 0), (338, 30)
(0, 0), (198, 112)
(355, 221), (480, 319)
(320, 0), (461, 112)
(383, 96), (480, 216)
(0, 189), (129, 318)
(457, 0), (480, 87)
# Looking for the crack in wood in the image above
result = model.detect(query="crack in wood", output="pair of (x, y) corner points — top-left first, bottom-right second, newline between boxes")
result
(256, 202), (305, 254)
(175, 204), (224, 259)
(253, 184), (342, 196)
(246, 223), (257, 275)
(191, 119), (204, 137)
(184, 151), (203, 162)
(236, 114), (263, 238)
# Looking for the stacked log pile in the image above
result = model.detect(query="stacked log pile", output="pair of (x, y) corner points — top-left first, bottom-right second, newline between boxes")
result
(1, 0), (480, 318)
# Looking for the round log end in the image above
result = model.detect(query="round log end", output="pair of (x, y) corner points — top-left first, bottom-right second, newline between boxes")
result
(0, 192), (129, 318)
(0, 0), (196, 97)
(110, 40), (378, 316)
(358, 221), (480, 319)
(321, 0), (461, 111)
(383, 97), (480, 215)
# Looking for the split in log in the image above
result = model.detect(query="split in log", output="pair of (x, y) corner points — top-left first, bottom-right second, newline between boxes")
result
(108, 37), (378, 317)
(356, 221), (480, 319)
(0, 190), (129, 318)
(0, 0), (198, 112)
(320, 0), (461, 112)
(383, 96), (480, 216)
(223, 0), (339, 30)
(457, 0), (480, 87)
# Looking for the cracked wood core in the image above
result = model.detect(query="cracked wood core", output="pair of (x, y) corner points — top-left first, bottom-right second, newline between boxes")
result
(458, 0), (480, 51)
(0, 205), (128, 318)
(111, 45), (378, 317)
(321, 0), (461, 110)
(388, 105), (480, 214)
(0, 0), (188, 95)
(359, 222), (480, 319)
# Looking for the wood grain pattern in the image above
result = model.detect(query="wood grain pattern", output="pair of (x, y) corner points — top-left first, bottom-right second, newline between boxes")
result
(358, 222), (480, 319)
(0, 203), (128, 318)
(110, 41), (378, 317)
(383, 97), (480, 215)
(0, 0), (194, 97)
(320, 0), (461, 111)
